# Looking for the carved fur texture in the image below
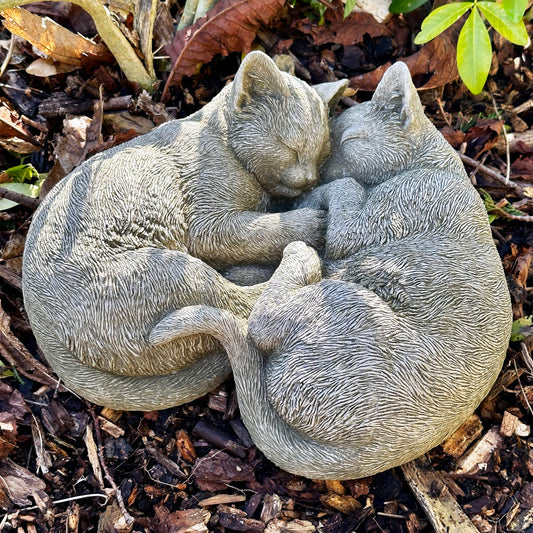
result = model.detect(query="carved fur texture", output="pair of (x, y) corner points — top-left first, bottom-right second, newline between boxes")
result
(178, 62), (512, 480)
(22, 52), (341, 411)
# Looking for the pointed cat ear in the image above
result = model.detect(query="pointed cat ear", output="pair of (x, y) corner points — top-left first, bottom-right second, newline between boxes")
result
(371, 62), (424, 130)
(312, 79), (349, 115)
(231, 51), (291, 109)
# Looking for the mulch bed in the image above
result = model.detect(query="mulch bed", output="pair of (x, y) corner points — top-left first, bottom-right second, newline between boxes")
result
(0, 1), (532, 531)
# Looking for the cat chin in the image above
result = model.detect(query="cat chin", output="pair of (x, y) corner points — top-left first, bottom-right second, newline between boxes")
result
(268, 184), (304, 199)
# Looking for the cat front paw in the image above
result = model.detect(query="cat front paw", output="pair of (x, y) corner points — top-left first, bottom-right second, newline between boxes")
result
(294, 207), (327, 249)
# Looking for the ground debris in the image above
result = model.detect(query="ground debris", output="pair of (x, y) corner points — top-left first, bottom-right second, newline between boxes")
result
(217, 504), (265, 532)
(192, 450), (255, 491)
(0, 1), (532, 530)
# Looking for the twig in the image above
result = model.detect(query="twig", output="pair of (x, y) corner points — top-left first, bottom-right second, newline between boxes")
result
(0, 35), (14, 78)
(514, 358), (533, 419)
(0, 493), (109, 522)
(491, 94), (510, 184)
(88, 408), (134, 527)
(459, 153), (521, 190)
(436, 97), (451, 127)
(0, 82), (48, 96)
(512, 99), (533, 115)
(496, 212), (533, 223)
(467, 151), (489, 183)
(520, 342), (533, 374)
(0, 186), (40, 209)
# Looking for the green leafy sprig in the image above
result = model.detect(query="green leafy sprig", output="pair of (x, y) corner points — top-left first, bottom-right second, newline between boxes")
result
(389, 0), (529, 94)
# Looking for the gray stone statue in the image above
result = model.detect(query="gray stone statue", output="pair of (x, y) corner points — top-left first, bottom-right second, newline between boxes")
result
(22, 51), (346, 411)
(160, 62), (512, 479)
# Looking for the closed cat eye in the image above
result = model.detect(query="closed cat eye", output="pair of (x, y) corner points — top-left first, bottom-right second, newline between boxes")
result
(278, 139), (300, 160)
(341, 130), (369, 144)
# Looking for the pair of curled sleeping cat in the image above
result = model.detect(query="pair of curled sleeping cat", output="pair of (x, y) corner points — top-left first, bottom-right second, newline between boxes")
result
(23, 54), (511, 479)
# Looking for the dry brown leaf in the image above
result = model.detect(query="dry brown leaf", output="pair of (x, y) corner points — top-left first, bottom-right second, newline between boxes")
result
(350, 30), (459, 92)
(464, 119), (504, 158)
(0, 457), (46, 506)
(440, 126), (466, 148)
(294, 11), (391, 46)
(0, 103), (30, 140)
(26, 57), (78, 77)
(1, 7), (111, 66)
(163, 0), (285, 97)
(0, 302), (65, 391)
(512, 156), (533, 180)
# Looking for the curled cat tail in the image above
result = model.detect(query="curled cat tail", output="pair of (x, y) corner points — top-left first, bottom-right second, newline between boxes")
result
(150, 303), (366, 480)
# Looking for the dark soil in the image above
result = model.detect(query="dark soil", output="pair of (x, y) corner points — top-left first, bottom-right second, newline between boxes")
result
(0, 1), (532, 532)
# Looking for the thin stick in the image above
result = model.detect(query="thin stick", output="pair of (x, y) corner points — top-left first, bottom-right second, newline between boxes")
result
(436, 97), (451, 127)
(0, 493), (109, 521)
(459, 153), (521, 191)
(0, 186), (40, 209)
(88, 408), (134, 526)
(491, 94), (510, 184)
(498, 212), (533, 223)
(514, 359), (533, 418)
(0, 35), (14, 78)
(512, 100), (533, 115)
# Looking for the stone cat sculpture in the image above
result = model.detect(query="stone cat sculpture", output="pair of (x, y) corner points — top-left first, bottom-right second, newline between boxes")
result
(156, 62), (512, 479)
(22, 51), (346, 411)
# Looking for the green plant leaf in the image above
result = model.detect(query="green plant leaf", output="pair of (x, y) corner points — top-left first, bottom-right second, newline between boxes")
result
(511, 316), (533, 341)
(5, 163), (39, 183)
(478, 1), (529, 45)
(457, 6), (492, 94)
(414, 2), (472, 44)
(0, 179), (43, 210)
(502, 0), (528, 22)
(389, 0), (429, 14)
(343, 0), (357, 18)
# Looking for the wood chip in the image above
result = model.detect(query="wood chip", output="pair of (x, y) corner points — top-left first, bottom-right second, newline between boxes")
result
(265, 519), (316, 533)
(98, 416), (125, 438)
(198, 494), (246, 506)
(442, 414), (484, 458)
(144, 441), (185, 479)
(319, 493), (361, 514)
(31, 417), (52, 474)
(217, 505), (265, 532)
(260, 493), (282, 523)
(325, 480), (346, 495)
(500, 411), (531, 437)
(192, 450), (255, 492)
(0, 458), (46, 506)
(100, 407), (123, 423)
(208, 389), (228, 412)
(176, 428), (197, 463)
(84, 424), (104, 487)
(401, 456), (479, 532)
(455, 427), (505, 474)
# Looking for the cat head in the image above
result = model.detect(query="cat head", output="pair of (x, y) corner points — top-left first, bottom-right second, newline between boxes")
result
(321, 61), (429, 185)
(227, 51), (348, 198)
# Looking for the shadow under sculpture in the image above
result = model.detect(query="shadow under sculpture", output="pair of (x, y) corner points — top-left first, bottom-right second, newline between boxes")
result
(163, 62), (513, 480)
(21, 51), (347, 411)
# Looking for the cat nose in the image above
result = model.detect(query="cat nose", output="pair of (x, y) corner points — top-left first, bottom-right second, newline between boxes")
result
(295, 168), (318, 190)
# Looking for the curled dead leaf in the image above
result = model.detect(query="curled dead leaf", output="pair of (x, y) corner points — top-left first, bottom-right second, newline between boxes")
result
(26, 57), (78, 77)
(163, 0), (285, 98)
(350, 29), (459, 91)
(1, 7), (111, 67)
(294, 11), (391, 46)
